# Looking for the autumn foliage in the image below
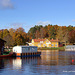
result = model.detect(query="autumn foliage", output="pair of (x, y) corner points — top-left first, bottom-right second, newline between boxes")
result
(0, 25), (75, 47)
(69, 30), (75, 44)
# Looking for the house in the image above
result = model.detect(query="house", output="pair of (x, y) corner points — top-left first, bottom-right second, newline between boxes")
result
(0, 38), (6, 55)
(28, 38), (59, 47)
(65, 45), (75, 51)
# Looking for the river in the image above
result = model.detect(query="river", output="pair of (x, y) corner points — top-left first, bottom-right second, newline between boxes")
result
(0, 50), (75, 75)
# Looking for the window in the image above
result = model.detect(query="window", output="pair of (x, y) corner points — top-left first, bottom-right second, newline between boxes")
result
(47, 44), (49, 47)
(55, 44), (57, 46)
(46, 42), (48, 43)
(51, 44), (54, 46)
(40, 41), (43, 43)
(38, 44), (41, 46)
(14, 50), (15, 52)
(43, 44), (45, 46)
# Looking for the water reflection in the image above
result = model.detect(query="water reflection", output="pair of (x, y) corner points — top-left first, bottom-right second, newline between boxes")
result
(0, 50), (75, 75)
(39, 50), (59, 65)
(13, 57), (22, 69)
(13, 57), (41, 70)
(0, 59), (4, 69)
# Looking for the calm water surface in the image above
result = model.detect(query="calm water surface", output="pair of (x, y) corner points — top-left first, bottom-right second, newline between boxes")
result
(0, 50), (75, 75)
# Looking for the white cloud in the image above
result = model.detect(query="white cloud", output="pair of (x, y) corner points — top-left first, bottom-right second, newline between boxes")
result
(0, 0), (14, 9)
(37, 21), (50, 26)
(72, 19), (75, 22)
(10, 23), (26, 29)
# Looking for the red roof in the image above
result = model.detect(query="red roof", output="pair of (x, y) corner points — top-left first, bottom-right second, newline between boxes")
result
(33, 39), (46, 42)
(33, 38), (59, 42)
(50, 39), (59, 42)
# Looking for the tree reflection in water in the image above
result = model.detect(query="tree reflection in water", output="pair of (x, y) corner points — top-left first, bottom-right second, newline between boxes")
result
(0, 50), (75, 75)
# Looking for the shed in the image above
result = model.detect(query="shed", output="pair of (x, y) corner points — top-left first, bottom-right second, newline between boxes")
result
(0, 38), (6, 55)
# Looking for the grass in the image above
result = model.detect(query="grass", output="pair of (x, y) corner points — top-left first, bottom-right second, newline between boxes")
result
(38, 47), (65, 51)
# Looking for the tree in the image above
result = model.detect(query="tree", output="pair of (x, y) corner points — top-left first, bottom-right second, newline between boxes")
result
(68, 30), (75, 44)
(40, 27), (45, 38)
(44, 26), (49, 38)
(56, 27), (63, 42)
(48, 26), (56, 39)
(16, 27), (25, 33)
(9, 28), (15, 37)
(13, 31), (24, 45)
(28, 25), (43, 39)
(13, 27), (28, 45)
(0, 30), (3, 39)
(35, 30), (40, 39)
(3, 34), (14, 47)
(67, 25), (73, 32)
(3, 29), (9, 38)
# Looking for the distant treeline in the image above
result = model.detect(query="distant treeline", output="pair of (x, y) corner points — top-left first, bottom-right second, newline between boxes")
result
(0, 24), (75, 47)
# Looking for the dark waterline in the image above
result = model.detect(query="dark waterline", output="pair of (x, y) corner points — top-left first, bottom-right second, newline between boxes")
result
(0, 50), (75, 75)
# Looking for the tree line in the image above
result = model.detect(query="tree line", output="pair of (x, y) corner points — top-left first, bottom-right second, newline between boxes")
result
(28, 25), (75, 45)
(0, 24), (75, 47)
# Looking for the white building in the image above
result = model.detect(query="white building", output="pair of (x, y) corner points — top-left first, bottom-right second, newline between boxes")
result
(13, 46), (37, 53)
(65, 45), (75, 51)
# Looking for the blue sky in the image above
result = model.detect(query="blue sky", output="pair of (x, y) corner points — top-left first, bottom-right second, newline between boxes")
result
(0, 0), (75, 32)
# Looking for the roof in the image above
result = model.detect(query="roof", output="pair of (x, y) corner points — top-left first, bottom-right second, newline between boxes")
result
(0, 38), (6, 42)
(33, 39), (46, 42)
(33, 38), (59, 42)
(13, 45), (37, 48)
(50, 39), (59, 42)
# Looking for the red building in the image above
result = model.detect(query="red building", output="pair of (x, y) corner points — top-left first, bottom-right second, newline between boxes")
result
(0, 38), (6, 55)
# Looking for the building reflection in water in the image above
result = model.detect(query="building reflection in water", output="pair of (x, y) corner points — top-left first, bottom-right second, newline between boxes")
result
(13, 57), (22, 69)
(0, 50), (75, 75)
(13, 57), (41, 70)
(0, 59), (4, 69)
(12, 50), (59, 72)
(38, 50), (59, 65)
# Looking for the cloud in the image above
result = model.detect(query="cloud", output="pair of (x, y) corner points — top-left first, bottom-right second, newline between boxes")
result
(0, 0), (14, 9)
(10, 23), (27, 29)
(37, 21), (50, 26)
(72, 19), (75, 22)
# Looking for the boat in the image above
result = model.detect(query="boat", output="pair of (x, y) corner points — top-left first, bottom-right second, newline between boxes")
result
(13, 46), (41, 57)
(0, 54), (13, 58)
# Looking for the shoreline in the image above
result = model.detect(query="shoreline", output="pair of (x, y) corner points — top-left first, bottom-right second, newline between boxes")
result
(38, 47), (65, 51)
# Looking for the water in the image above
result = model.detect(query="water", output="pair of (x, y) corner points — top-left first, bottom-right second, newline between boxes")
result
(0, 50), (75, 75)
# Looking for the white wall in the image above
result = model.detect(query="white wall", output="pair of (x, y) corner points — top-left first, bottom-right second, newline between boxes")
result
(13, 46), (37, 53)
(13, 46), (22, 53)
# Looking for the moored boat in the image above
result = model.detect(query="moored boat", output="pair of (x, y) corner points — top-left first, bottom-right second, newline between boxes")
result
(0, 54), (13, 58)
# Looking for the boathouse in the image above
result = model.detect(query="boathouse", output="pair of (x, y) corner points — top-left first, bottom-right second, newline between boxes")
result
(0, 38), (6, 55)
(13, 46), (41, 57)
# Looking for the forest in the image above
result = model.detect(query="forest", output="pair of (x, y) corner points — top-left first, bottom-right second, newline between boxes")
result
(0, 24), (75, 47)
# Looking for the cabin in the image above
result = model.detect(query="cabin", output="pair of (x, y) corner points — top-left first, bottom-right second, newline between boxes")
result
(28, 38), (59, 47)
(0, 38), (6, 55)
(65, 45), (75, 51)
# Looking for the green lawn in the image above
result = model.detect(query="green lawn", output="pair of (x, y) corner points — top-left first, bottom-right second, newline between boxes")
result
(38, 47), (65, 50)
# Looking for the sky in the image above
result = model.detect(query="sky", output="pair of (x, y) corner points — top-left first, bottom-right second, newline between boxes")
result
(0, 0), (75, 32)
